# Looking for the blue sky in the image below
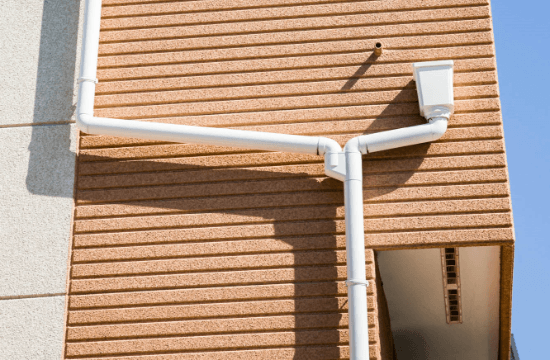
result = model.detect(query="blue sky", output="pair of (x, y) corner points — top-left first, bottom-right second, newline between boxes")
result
(491, 1), (550, 358)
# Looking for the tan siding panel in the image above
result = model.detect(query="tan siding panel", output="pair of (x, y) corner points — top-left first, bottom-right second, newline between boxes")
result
(66, 1), (512, 359)
(98, 19), (493, 56)
(99, 0), (490, 30)
(97, 45), (496, 82)
(101, 0), (489, 19)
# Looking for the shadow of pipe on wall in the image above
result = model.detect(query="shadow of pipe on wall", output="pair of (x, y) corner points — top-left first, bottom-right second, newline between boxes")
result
(24, 15), (428, 355)
(25, 0), (80, 199)
(70, 105), (427, 359)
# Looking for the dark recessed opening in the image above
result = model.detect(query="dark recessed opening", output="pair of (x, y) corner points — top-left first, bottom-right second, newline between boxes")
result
(375, 42), (382, 48)
(442, 248), (462, 323)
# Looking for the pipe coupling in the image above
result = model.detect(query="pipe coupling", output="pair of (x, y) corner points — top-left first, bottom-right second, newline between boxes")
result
(345, 279), (369, 287)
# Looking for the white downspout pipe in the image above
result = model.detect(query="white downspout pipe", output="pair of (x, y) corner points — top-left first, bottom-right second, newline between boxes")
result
(341, 116), (450, 360)
(340, 116), (449, 360)
(76, 1), (453, 359)
(343, 137), (370, 360)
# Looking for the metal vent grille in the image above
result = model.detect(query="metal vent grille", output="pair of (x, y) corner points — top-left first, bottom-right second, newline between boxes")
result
(441, 248), (463, 324)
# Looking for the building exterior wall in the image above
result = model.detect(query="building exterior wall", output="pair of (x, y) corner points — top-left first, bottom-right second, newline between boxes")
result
(0, 0), (81, 358)
(63, 0), (514, 359)
(0, 0), (514, 359)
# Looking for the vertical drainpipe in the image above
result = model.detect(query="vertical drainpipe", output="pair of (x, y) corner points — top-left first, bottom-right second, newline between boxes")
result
(344, 137), (370, 360)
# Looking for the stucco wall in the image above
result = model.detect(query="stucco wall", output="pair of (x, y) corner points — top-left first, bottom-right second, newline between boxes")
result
(0, 0), (81, 358)
(65, 0), (513, 359)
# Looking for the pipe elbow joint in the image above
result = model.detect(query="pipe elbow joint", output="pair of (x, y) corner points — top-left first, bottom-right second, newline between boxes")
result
(318, 137), (342, 156)
(429, 117), (448, 141)
(77, 113), (94, 134)
(319, 137), (346, 182)
(318, 137), (342, 167)
(344, 137), (362, 153)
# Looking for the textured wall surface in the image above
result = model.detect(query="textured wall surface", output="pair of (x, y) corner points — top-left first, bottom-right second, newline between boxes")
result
(66, 0), (513, 359)
(0, 296), (67, 359)
(0, 0), (81, 357)
(0, 125), (76, 297)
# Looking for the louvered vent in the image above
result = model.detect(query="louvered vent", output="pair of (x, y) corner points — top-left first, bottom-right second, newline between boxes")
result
(441, 248), (463, 324)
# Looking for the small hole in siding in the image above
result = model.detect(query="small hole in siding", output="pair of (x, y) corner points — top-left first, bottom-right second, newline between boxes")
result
(441, 248), (463, 324)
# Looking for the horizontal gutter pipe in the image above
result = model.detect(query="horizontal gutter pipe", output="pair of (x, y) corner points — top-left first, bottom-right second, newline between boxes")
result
(77, 1), (342, 161)
(76, 1), (452, 359)
(358, 116), (448, 154)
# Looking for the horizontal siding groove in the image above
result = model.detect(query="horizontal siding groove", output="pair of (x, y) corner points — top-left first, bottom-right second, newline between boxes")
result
(95, 54), (495, 85)
(73, 195), (511, 224)
(102, 0), (379, 12)
(101, 0), (374, 8)
(75, 168), (509, 204)
(96, 57), (495, 83)
(66, 297), (366, 326)
(94, 68), (496, 96)
(93, 79), (497, 109)
(69, 269), (355, 292)
(73, 196), (510, 223)
(71, 213), (512, 249)
(96, 45), (495, 72)
(66, 346), (352, 360)
(75, 179), (508, 206)
(67, 280), (355, 307)
(66, 313), (352, 341)
(72, 212), (513, 240)
(74, 182), (510, 213)
(71, 249), (352, 268)
(98, 18), (491, 54)
(76, 151), (506, 176)
(101, 1), (389, 20)
(66, 327), (352, 344)
(97, 34), (494, 69)
(64, 330), (352, 358)
(99, 1), (489, 28)
(71, 221), (512, 250)
(98, 18), (491, 49)
(75, 138), (507, 175)
(71, 249), (350, 267)
(67, 303), (356, 320)
(75, 163), (506, 192)
(101, 0), (486, 15)
(70, 250), (351, 277)
(73, 209), (511, 237)
(93, 93), (498, 120)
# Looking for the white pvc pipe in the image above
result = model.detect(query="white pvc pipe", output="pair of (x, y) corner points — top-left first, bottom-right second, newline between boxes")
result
(357, 117), (448, 154)
(79, 114), (330, 155)
(76, 1), (452, 359)
(344, 138), (370, 360)
(340, 118), (448, 359)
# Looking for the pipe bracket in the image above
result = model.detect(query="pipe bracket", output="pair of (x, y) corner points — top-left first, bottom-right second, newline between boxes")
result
(345, 279), (369, 287)
(78, 77), (98, 84)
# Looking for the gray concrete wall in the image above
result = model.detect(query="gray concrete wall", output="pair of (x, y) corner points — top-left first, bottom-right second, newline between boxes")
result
(0, 0), (82, 358)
